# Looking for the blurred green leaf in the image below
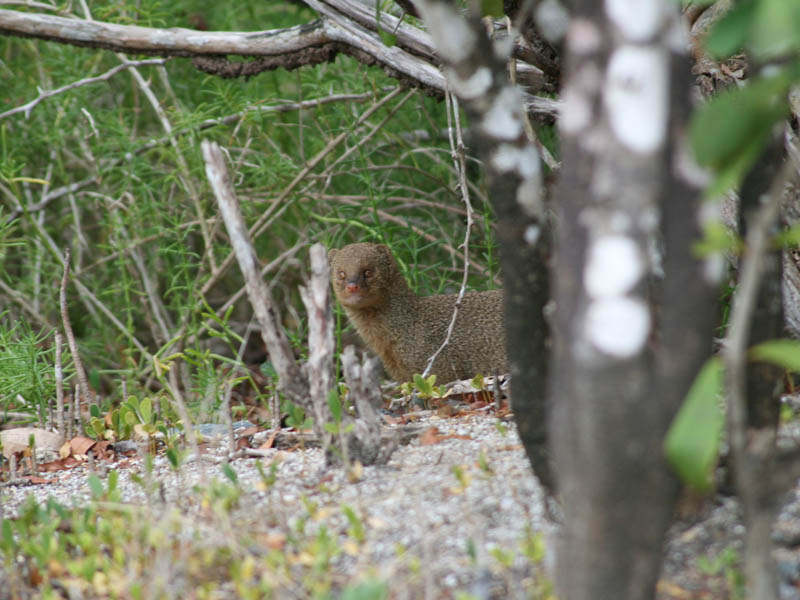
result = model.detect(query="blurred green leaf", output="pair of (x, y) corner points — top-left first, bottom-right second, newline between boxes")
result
(87, 473), (104, 499)
(328, 388), (342, 422)
(139, 396), (152, 425)
(750, 339), (800, 371)
(481, 0), (504, 17)
(750, 0), (800, 59)
(664, 357), (724, 493)
(222, 462), (238, 484)
(706, 0), (756, 58)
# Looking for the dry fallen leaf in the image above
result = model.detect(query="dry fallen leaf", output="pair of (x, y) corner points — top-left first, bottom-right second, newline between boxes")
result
(69, 436), (96, 457)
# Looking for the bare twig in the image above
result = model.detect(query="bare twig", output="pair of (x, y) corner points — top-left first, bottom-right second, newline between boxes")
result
(0, 58), (168, 121)
(60, 249), (93, 408)
(422, 90), (473, 378)
(299, 243), (337, 459)
(201, 139), (309, 403)
(54, 331), (65, 439)
(724, 158), (798, 600)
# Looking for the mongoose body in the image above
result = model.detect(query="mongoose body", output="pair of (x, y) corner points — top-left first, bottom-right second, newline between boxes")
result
(328, 243), (507, 383)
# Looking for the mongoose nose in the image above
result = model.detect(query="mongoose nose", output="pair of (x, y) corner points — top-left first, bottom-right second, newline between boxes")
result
(345, 283), (361, 293)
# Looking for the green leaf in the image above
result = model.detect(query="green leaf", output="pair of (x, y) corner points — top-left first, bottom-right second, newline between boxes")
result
(324, 422), (340, 434)
(107, 470), (118, 494)
(749, 339), (800, 371)
(690, 71), (790, 174)
(750, 0), (800, 60)
(89, 368), (101, 393)
(139, 396), (152, 425)
(480, 0), (504, 18)
(89, 404), (101, 419)
(222, 462), (238, 484)
(166, 448), (179, 469)
(340, 580), (389, 600)
(1, 519), (13, 551)
(378, 29), (397, 47)
(705, 0), (756, 58)
(327, 388), (342, 423)
(664, 357), (724, 493)
(87, 474), (104, 499)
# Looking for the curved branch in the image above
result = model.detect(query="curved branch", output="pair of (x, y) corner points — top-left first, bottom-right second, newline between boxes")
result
(0, 7), (560, 114)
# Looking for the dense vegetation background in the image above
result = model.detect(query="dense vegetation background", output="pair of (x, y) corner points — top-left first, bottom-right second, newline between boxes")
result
(0, 0), (508, 427)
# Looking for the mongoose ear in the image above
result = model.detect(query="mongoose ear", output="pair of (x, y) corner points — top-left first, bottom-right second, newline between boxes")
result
(376, 244), (392, 260)
(328, 248), (338, 264)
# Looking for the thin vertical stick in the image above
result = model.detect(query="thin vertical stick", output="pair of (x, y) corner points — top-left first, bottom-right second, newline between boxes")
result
(54, 331), (65, 439)
(60, 249), (93, 408)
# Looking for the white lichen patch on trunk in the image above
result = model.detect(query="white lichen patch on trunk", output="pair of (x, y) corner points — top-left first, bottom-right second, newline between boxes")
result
(524, 224), (541, 245)
(482, 87), (525, 140)
(585, 296), (651, 358)
(584, 235), (643, 298)
(415, 3), (476, 64)
(517, 176), (543, 218)
(535, 0), (570, 44)
(582, 234), (650, 358)
(604, 45), (668, 154)
(605, 0), (666, 42)
(490, 143), (539, 178)
(561, 86), (592, 134)
(567, 18), (603, 55)
(445, 66), (492, 100)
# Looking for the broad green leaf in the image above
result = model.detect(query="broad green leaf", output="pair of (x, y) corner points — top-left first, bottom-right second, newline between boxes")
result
(692, 221), (740, 257)
(222, 462), (238, 484)
(166, 447), (179, 469)
(750, 0), (800, 60)
(1, 519), (12, 550)
(481, 0), (504, 17)
(107, 469), (118, 493)
(139, 396), (152, 425)
(89, 404), (101, 419)
(664, 357), (724, 493)
(690, 71), (790, 172)
(773, 224), (800, 247)
(340, 580), (389, 600)
(750, 339), (800, 371)
(328, 388), (342, 422)
(705, 0), (756, 58)
(87, 473), (104, 499)
(89, 368), (101, 393)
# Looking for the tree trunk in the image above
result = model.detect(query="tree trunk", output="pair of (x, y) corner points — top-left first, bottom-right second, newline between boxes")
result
(549, 3), (718, 598)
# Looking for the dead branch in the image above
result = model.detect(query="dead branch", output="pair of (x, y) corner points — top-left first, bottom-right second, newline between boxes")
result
(201, 139), (309, 404)
(299, 243), (337, 457)
(59, 248), (92, 408)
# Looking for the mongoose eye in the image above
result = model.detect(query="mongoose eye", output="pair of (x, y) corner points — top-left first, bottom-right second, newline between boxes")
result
(364, 269), (373, 278)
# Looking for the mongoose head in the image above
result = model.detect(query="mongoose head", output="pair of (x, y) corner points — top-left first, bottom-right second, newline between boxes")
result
(328, 243), (397, 309)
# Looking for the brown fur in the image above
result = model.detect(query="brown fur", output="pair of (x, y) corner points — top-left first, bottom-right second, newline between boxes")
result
(328, 243), (507, 383)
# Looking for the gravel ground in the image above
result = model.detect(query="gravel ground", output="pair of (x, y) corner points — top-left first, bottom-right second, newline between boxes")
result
(3, 413), (800, 598)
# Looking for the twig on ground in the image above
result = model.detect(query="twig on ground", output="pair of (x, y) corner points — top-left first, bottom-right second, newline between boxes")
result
(60, 249), (93, 409)
(54, 331), (65, 439)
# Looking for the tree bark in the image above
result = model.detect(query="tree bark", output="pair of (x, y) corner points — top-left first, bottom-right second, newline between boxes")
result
(549, 3), (717, 598)
(413, 0), (553, 491)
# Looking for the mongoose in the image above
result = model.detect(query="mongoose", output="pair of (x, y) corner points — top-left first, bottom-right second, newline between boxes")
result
(328, 243), (507, 383)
